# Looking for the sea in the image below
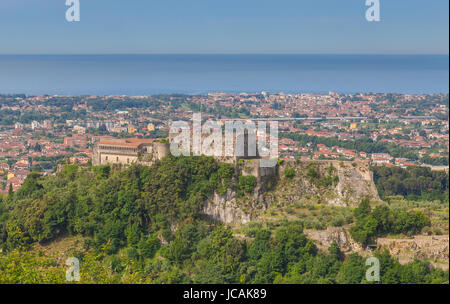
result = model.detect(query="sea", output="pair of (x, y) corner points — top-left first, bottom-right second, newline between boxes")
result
(0, 54), (448, 96)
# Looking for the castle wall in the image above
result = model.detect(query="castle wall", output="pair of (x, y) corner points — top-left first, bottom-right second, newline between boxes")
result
(100, 153), (139, 165)
(153, 142), (170, 160)
(92, 139), (277, 181)
(239, 159), (277, 182)
(93, 141), (170, 166)
(93, 143), (101, 165)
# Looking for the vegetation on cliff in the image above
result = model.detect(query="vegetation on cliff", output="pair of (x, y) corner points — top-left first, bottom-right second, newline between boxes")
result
(0, 157), (448, 284)
(350, 199), (431, 247)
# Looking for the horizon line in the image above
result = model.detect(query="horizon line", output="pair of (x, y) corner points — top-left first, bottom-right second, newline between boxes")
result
(0, 52), (448, 56)
(1, 92), (448, 97)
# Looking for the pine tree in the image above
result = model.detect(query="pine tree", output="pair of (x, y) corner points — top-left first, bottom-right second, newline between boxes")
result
(7, 183), (13, 201)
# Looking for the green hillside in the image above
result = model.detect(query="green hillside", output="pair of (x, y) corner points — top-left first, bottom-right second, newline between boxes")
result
(0, 156), (448, 284)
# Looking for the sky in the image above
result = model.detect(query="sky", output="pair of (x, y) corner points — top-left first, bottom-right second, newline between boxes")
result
(0, 0), (448, 54)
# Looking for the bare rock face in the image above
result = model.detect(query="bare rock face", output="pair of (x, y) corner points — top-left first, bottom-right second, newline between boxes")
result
(304, 226), (364, 253)
(333, 161), (380, 206)
(203, 189), (252, 225)
(306, 228), (449, 270)
(275, 160), (380, 207)
(377, 235), (449, 270)
(202, 160), (381, 225)
(202, 159), (276, 224)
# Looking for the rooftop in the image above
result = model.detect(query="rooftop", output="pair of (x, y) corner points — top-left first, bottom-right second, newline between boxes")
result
(98, 138), (157, 147)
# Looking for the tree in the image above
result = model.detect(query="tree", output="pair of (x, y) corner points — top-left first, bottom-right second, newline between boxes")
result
(349, 215), (378, 247)
(335, 253), (365, 284)
(247, 229), (271, 261)
(193, 261), (226, 284)
(354, 198), (371, 219)
(328, 241), (343, 262)
(138, 235), (160, 259)
(7, 183), (13, 198)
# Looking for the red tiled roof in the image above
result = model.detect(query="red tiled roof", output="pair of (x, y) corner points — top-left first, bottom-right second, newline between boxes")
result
(98, 138), (156, 147)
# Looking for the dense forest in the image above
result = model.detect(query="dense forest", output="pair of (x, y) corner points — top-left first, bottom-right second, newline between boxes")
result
(280, 133), (421, 160)
(0, 157), (448, 284)
(372, 166), (449, 202)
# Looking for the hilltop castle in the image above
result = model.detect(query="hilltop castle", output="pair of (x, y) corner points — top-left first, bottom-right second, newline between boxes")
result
(92, 138), (170, 166)
(92, 135), (276, 181)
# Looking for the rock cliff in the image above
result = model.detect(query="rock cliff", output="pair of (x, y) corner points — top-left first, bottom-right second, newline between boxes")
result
(202, 160), (380, 224)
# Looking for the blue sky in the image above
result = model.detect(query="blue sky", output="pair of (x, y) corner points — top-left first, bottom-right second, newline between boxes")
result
(0, 0), (448, 54)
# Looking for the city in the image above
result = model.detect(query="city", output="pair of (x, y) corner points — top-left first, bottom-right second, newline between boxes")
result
(1, 92), (448, 195)
(0, 0), (448, 292)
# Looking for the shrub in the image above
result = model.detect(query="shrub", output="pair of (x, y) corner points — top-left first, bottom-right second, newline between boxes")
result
(433, 227), (443, 235)
(331, 216), (345, 227)
(285, 207), (295, 214)
(109, 255), (124, 273)
(126, 247), (139, 260)
(307, 167), (319, 179)
(239, 175), (257, 193)
(284, 168), (295, 179)
(421, 226), (431, 235)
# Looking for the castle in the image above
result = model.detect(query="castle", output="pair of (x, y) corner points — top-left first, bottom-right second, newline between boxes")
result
(92, 138), (169, 166)
(92, 134), (277, 181)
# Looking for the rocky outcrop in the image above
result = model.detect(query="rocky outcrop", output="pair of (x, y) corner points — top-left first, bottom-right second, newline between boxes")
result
(201, 160), (448, 268)
(306, 227), (449, 270)
(202, 159), (278, 224)
(333, 161), (380, 205)
(304, 226), (364, 253)
(203, 189), (252, 225)
(275, 160), (380, 207)
(202, 160), (381, 224)
(377, 235), (449, 270)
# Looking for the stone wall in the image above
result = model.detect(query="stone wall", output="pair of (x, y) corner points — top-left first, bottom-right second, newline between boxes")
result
(92, 142), (170, 166)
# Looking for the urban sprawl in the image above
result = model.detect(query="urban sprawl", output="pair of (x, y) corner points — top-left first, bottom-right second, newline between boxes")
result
(0, 92), (448, 196)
